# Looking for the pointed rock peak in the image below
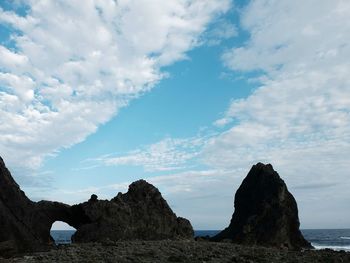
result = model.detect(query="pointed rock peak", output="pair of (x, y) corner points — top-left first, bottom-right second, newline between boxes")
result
(212, 163), (312, 250)
(247, 162), (278, 179)
(126, 179), (161, 199)
(129, 179), (157, 191)
(0, 156), (19, 188)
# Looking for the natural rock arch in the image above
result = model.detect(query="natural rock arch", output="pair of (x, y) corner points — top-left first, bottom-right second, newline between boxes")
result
(34, 201), (91, 245)
(0, 157), (193, 257)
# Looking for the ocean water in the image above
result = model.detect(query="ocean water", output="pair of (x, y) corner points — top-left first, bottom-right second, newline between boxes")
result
(302, 229), (350, 251)
(194, 229), (350, 251)
(51, 230), (75, 245)
(50, 229), (350, 251)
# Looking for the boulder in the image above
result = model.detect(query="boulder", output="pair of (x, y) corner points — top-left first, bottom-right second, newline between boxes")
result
(211, 163), (312, 250)
(0, 157), (193, 257)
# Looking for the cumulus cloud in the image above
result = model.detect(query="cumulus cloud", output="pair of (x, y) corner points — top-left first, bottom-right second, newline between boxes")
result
(0, 0), (231, 171)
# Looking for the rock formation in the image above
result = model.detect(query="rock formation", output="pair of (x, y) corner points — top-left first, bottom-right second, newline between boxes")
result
(0, 156), (40, 256)
(72, 180), (193, 242)
(211, 163), (312, 250)
(0, 157), (193, 257)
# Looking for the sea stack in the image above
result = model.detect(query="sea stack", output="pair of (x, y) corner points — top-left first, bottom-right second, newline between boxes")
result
(211, 163), (312, 250)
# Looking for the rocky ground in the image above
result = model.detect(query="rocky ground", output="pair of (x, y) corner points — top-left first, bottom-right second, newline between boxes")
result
(1, 241), (349, 263)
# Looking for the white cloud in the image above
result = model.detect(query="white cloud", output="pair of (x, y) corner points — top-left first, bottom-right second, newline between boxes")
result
(212, 0), (350, 174)
(222, 0), (350, 74)
(204, 20), (237, 46)
(148, 169), (243, 229)
(88, 136), (206, 172)
(205, 0), (350, 228)
(5, 0), (350, 229)
(71, 0), (350, 228)
(0, 0), (231, 171)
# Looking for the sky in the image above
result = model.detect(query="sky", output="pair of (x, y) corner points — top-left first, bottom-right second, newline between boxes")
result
(0, 0), (350, 231)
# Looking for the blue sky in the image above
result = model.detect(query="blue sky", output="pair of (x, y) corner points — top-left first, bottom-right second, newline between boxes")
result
(1, 0), (350, 230)
(41, 32), (257, 192)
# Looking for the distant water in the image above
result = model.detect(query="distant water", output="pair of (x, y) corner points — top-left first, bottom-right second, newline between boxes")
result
(51, 229), (350, 251)
(51, 230), (76, 245)
(194, 229), (350, 251)
(302, 229), (350, 251)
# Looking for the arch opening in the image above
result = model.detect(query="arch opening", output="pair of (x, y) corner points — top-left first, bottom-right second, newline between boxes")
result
(50, 221), (76, 245)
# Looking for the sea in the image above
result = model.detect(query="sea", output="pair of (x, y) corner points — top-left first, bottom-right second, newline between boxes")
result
(50, 229), (350, 252)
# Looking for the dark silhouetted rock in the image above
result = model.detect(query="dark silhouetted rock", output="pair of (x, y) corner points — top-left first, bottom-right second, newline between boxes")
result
(72, 180), (193, 242)
(0, 157), (192, 257)
(211, 163), (312, 250)
(0, 157), (89, 257)
(0, 156), (41, 256)
(89, 194), (98, 202)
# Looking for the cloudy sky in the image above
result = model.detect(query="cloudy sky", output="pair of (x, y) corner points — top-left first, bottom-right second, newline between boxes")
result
(1, 0), (349, 230)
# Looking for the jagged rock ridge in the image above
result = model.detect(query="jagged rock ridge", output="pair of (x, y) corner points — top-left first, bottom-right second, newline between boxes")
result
(0, 157), (193, 257)
(211, 163), (312, 250)
(72, 179), (193, 242)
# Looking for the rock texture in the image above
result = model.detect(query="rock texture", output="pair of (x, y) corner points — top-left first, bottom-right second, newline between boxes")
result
(0, 156), (55, 256)
(211, 163), (312, 250)
(2, 241), (349, 263)
(0, 157), (192, 257)
(71, 180), (193, 242)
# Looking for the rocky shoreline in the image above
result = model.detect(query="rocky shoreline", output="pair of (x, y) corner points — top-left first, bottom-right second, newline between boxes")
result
(2, 241), (349, 263)
(1, 157), (348, 262)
